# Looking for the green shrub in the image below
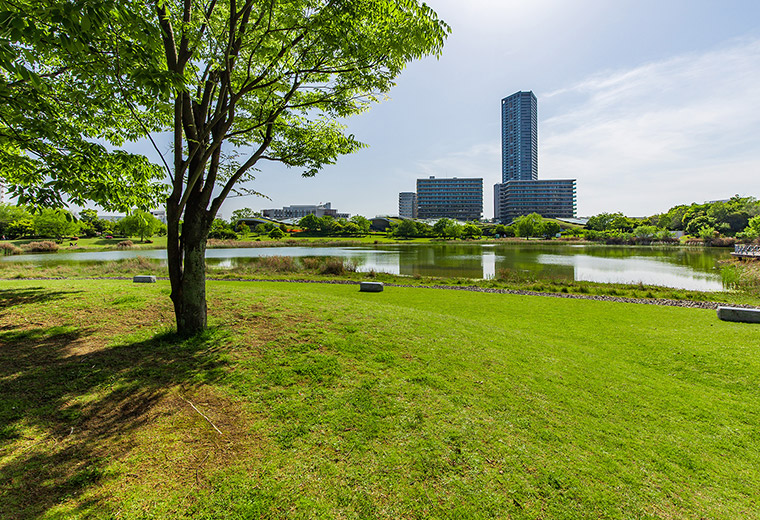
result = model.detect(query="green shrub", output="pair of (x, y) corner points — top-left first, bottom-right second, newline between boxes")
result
(208, 228), (239, 240)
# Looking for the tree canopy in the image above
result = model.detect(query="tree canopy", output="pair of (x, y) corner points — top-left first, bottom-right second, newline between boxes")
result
(514, 213), (543, 238)
(118, 210), (164, 242)
(0, 0), (449, 334)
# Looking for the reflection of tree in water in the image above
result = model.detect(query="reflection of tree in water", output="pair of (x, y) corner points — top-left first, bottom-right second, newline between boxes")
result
(581, 245), (728, 272)
(399, 244), (484, 279)
(494, 257), (575, 281)
(491, 243), (728, 274)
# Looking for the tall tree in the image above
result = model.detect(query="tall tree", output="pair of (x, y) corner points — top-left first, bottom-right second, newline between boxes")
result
(514, 213), (543, 238)
(1, 0), (449, 335)
(118, 210), (163, 242)
(33, 208), (78, 239)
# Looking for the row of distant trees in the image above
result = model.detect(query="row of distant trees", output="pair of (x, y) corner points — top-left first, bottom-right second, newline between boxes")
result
(6, 196), (758, 244)
(581, 196), (760, 243)
(387, 215), (562, 240)
(202, 212), (374, 241)
(0, 204), (166, 242)
(296, 214), (372, 236)
(221, 197), (760, 243)
(218, 208), (565, 241)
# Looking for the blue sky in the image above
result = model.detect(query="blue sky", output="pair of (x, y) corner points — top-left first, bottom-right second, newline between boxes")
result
(169, 1), (760, 219)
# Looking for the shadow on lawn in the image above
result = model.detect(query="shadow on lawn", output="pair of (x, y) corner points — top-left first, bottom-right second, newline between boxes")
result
(0, 286), (84, 309)
(0, 289), (228, 520)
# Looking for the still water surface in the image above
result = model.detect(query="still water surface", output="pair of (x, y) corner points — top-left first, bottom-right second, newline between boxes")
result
(4, 243), (731, 292)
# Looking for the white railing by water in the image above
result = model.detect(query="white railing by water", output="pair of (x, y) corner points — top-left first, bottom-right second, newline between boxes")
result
(734, 244), (760, 257)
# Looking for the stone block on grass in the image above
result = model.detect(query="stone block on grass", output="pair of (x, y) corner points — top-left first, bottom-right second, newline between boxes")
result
(360, 281), (384, 293)
(717, 306), (760, 323)
(133, 275), (157, 284)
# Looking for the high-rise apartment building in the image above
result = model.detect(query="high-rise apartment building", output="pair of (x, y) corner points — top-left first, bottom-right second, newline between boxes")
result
(501, 91), (538, 182)
(416, 177), (483, 221)
(398, 192), (418, 218)
(495, 91), (576, 222)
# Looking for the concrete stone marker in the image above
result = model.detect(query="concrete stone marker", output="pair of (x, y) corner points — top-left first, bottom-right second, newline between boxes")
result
(133, 275), (157, 283)
(717, 306), (760, 323)
(359, 281), (384, 293)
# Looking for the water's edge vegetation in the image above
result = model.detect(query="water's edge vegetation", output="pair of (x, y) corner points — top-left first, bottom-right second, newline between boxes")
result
(3, 254), (760, 307)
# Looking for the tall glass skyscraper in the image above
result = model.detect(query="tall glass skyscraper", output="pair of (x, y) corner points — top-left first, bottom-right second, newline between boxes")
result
(501, 91), (538, 182)
(495, 90), (576, 222)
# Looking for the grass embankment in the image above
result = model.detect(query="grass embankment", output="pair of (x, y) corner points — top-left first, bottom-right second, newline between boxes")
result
(2, 278), (760, 518)
(3, 254), (760, 307)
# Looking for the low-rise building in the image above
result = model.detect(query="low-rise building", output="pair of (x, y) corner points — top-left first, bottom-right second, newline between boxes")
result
(261, 202), (349, 220)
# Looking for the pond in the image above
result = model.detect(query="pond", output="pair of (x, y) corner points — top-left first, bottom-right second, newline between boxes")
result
(3, 242), (731, 292)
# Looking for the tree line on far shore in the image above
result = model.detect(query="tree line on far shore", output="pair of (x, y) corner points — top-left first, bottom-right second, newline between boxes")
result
(3, 195), (759, 246)
(577, 196), (760, 244)
(0, 205), (165, 242)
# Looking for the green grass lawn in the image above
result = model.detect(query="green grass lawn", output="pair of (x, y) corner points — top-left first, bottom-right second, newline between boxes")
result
(2, 279), (760, 519)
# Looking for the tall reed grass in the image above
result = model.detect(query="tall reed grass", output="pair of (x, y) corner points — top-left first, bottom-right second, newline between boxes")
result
(22, 241), (59, 252)
(0, 242), (22, 255)
(721, 260), (760, 294)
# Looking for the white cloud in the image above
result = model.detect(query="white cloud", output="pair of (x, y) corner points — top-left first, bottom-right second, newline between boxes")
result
(415, 141), (500, 178)
(540, 38), (760, 215)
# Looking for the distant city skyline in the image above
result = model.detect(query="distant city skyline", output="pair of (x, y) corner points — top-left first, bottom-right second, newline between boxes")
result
(115, 0), (760, 220)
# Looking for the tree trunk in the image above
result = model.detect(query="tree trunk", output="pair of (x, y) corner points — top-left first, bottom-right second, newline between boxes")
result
(167, 201), (210, 337)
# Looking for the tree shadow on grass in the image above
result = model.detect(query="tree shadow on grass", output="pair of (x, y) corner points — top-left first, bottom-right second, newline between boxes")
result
(0, 286), (84, 310)
(0, 318), (229, 520)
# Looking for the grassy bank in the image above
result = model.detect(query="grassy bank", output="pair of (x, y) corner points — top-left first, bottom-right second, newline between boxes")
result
(2, 278), (760, 518)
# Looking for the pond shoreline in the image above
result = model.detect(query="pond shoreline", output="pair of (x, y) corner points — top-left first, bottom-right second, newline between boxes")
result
(1, 241), (732, 292)
(1, 236), (741, 255)
(4, 275), (756, 310)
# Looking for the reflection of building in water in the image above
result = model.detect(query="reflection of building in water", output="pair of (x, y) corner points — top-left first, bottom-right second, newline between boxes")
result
(493, 254), (575, 281)
(399, 245), (484, 279)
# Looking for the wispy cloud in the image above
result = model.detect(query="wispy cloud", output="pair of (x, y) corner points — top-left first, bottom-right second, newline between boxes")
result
(541, 38), (760, 215)
(414, 141), (500, 179)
